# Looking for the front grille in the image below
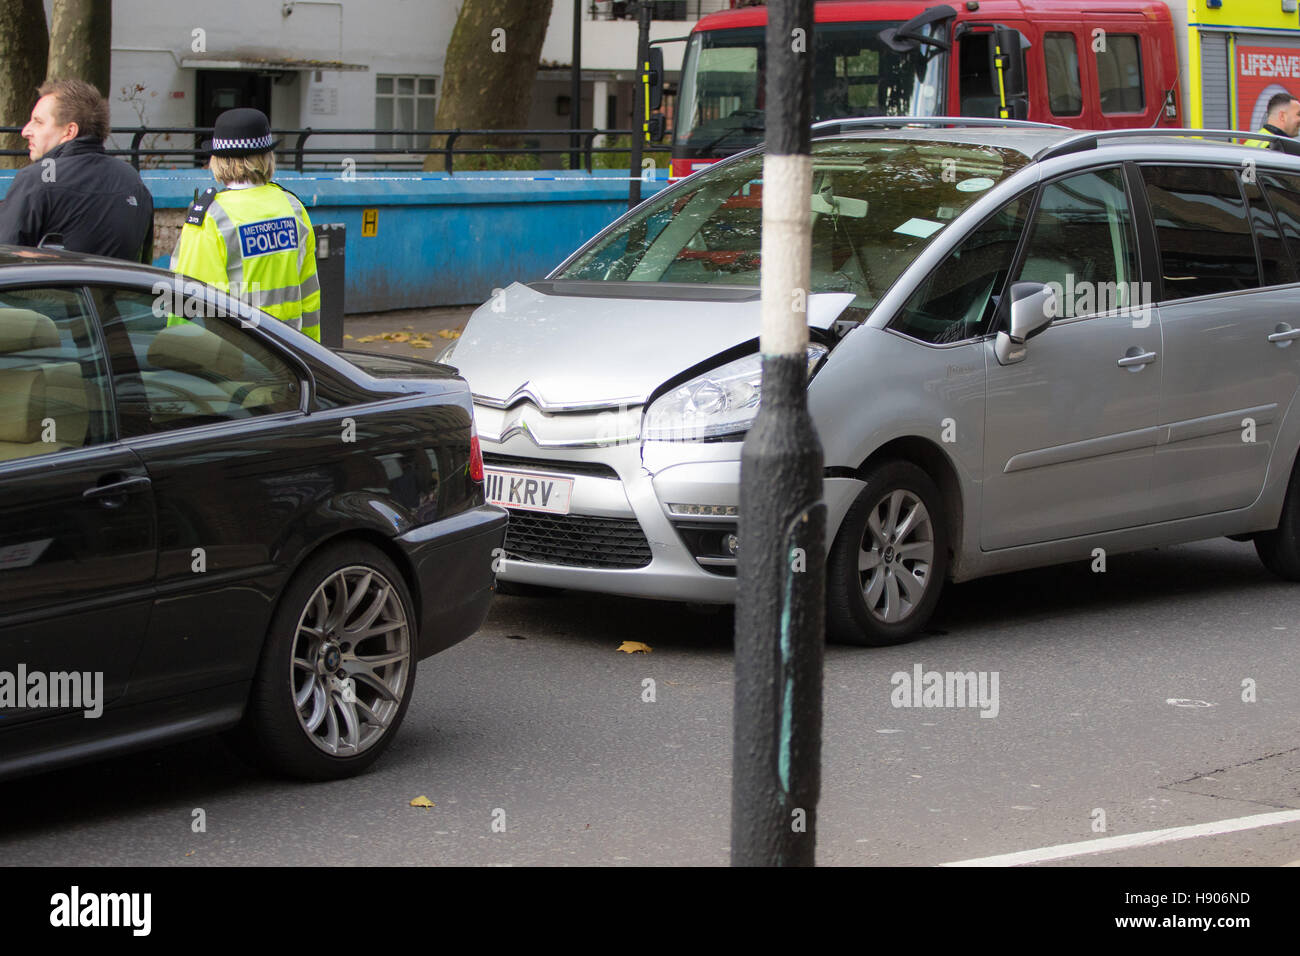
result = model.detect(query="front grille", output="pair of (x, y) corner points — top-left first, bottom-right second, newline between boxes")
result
(483, 453), (619, 480)
(503, 510), (652, 569)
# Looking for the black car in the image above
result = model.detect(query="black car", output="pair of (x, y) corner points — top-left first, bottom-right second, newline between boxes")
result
(0, 248), (506, 781)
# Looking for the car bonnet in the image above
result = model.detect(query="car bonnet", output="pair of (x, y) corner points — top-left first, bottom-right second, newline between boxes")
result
(452, 281), (855, 409)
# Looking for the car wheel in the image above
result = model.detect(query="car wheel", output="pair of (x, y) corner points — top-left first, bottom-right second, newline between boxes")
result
(826, 461), (950, 646)
(239, 542), (417, 780)
(1255, 463), (1300, 580)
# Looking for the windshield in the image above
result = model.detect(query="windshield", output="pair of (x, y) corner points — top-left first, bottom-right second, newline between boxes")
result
(557, 139), (1029, 312)
(675, 22), (946, 159)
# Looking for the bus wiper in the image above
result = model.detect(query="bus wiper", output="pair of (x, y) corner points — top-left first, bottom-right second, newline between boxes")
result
(698, 120), (765, 153)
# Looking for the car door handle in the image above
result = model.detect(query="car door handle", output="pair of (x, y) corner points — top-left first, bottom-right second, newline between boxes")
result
(1267, 324), (1300, 345)
(83, 475), (152, 505)
(1117, 349), (1158, 369)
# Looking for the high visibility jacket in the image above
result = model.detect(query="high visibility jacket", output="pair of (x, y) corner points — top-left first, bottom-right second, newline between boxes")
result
(1243, 124), (1290, 150)
(170, 182), (321, 341)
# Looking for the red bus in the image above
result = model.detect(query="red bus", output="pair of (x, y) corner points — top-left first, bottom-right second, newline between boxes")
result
(668, 0), (1181, 179)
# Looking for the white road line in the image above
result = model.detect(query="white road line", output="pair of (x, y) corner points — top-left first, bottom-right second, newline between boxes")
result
(941, 809), (1300, 867)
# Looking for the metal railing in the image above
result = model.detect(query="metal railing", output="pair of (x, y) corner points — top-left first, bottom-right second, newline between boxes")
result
(0, 126), (672, 175)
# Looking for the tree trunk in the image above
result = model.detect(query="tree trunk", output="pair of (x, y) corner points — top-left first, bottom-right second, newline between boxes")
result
(425, 0), (556, 171)
(47, 0), (112, 95)
(0, 0), (48, 169)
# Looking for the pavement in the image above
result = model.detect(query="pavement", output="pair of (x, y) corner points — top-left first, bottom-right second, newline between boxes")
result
(341, 305), (477, 360)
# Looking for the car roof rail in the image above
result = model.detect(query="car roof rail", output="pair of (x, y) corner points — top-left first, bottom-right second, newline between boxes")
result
(1035, 127), (1300, 161)
(812, 116), (1071, 137)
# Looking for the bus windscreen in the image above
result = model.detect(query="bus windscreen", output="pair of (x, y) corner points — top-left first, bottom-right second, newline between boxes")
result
(675, 21), (946, 161)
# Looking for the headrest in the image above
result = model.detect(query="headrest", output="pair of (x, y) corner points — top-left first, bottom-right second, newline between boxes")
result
(0, 309), (59, 352)
(0, 368), (46, 443)
(147, 322), (246, 382)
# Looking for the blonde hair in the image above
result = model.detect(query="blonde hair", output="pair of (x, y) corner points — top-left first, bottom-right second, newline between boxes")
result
(209, 150), (276, 186)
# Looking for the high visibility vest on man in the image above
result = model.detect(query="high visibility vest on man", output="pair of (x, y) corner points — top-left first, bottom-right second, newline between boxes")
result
(1243, 123), (1291, 150)
(171, 182), (321, 341)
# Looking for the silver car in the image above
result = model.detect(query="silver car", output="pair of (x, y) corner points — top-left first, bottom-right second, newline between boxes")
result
(442, 120), (1300, 644)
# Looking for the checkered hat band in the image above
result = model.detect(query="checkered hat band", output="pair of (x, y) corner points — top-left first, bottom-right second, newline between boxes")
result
(212, 134), (274, 151)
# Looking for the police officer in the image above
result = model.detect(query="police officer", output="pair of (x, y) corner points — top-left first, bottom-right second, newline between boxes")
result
(0, 78), (154, 261)
(171, 108), (321, 341)
(1243, 91), (1300, 149)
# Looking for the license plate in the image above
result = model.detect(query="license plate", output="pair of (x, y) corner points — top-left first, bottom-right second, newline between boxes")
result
(484, 468), (574, 515)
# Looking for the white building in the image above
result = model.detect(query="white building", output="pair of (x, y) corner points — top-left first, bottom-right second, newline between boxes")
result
(89, 0), (734, 163)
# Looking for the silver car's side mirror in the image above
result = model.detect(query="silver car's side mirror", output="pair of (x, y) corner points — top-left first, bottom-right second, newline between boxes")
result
(994, 281), (1057, 366)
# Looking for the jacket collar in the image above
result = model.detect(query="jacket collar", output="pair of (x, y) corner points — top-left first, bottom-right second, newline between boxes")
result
(40, 135), (106, 161)
(1262, 123), (1290, 138)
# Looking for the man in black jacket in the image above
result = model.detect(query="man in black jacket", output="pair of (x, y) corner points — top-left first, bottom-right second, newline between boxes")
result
(0, 79), (154, 263)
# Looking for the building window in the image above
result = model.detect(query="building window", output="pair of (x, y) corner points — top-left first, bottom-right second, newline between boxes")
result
(375, 75), (438, 149)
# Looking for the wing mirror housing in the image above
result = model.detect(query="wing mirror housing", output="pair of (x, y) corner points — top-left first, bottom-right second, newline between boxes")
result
(994, 281), (1056, 365)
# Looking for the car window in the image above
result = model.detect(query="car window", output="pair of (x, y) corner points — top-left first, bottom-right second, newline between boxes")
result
(1140, 165), (1260, 300)
(1013, 167), (1139, 318)
(0, 287), (113, 464)
(889, 192), (1030, 344)
(1096, 34), (1144, 114)
(1245, 178), (1297, 287)
(1261, 173), (1300, 277)
(91, 286), (302, 437)
(558, 139), (1032, 312)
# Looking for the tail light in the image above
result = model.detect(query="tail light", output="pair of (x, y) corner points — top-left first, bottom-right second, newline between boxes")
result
(469, 427), (484, 483)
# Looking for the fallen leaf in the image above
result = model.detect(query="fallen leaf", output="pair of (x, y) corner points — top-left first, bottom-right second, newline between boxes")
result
(383, 332), (410, 343)
(618, 640), (652, 654)
(354, 334), (379, 343)
(405, 325), (414, 330)
(409, 795), (435, 808)
(411, 341), (432, 348)
(437, 328), (462, 339)
(343, 334), (353, 340)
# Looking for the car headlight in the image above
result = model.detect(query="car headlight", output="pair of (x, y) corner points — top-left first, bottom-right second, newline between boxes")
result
(642, 344), (828, 442)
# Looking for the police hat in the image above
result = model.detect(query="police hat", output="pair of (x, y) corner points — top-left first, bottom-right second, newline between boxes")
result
(208, 108), (280, 157)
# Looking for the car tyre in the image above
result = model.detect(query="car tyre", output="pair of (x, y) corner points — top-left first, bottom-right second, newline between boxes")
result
(827, 461), (949, 646)
(1255, 462), (1300, 580)
(237, 542), (418, 780)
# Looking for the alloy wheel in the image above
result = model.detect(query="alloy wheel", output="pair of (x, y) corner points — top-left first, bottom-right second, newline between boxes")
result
(858, 489), (935, 624)
(290, 565), (411, 756)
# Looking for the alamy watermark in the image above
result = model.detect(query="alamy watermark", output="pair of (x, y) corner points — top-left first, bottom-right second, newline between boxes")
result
(50, 886), (150, 936)
(890, 663), (999, 718)
(1042, 275), (1154, 329)
(0, 664), (103, 718)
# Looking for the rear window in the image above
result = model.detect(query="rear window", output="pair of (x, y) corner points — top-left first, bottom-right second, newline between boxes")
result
(1262, 173), (1300, 276)
(557, 139), (1031, 312)
(1140, 165), (1259, 300)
